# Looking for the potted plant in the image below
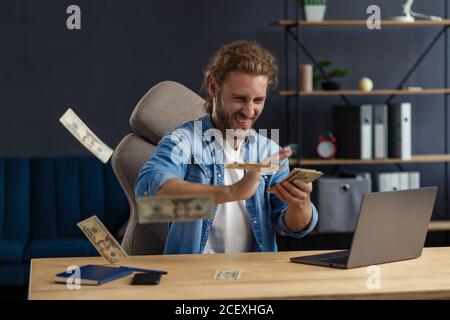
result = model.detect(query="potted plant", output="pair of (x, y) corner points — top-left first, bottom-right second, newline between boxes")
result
(313, 59), (348, 90)
(303, 0), (327, 22)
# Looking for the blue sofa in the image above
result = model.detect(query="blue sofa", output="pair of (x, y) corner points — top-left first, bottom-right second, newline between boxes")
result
(0, 156), (129, 286)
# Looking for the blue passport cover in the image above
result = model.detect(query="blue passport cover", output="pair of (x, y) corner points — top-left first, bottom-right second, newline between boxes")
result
(55, 264), (133, 286)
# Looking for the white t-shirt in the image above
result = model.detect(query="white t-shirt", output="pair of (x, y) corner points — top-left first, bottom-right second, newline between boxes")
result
(203, 140), (254, 253)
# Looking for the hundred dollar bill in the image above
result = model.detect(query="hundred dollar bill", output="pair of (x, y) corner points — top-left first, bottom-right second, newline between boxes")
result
(214, 269), (241, 280)
(137, 194), (214, 223)
(267, 168), (324, 192)
(77, 215), (129, 264)
(59, 108), (114, 163)
(225, 162), (285, 175)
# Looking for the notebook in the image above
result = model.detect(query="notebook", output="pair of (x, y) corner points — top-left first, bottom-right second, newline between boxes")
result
(55, 264), (133, 286)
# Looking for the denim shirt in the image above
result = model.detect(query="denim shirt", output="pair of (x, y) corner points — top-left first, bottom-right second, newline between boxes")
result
(135, 114), (319, 254)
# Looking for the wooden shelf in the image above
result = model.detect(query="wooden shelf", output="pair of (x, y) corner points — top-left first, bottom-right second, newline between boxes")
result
(289, 154), (450, 166)
(278, 89), (450, 97)
(281, 221), (450, 236)
(272, 19), (450, 27)
(428, 221), (450, 232)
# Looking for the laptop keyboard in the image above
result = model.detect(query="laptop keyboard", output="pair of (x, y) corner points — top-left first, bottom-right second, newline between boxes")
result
(316, 251), (350, 264)
(291, 251), (350, 266)
(319, 255), (349, 264)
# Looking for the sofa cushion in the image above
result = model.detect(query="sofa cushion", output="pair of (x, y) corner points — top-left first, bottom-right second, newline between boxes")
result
(25, 239), (99, 261)
(0, 240), (26, 264)
(0, 159), (30, 240)
(30, 157), (128, 239)
(0, 264), (26, 286)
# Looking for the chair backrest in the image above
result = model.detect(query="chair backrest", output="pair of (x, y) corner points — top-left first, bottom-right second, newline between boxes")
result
(112, 81), (205, 255)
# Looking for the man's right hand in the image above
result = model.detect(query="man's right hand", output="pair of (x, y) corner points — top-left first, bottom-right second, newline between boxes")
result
(230, 148), (292, 201)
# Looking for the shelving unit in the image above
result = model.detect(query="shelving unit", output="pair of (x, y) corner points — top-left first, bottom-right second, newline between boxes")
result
(272, 19), (450, 27)
(302, 221), (450, 236)
(289, 154), (450, 166)
(279, 89), (450, 96)
(273, 0), (450, 235)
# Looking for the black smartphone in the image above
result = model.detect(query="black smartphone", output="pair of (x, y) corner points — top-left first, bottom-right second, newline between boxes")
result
(131, 272), (163, 285)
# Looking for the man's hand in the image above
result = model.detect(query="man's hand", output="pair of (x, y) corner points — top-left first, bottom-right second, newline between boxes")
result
(230, 148), (292, 201)
(272, 179), (313, 232)
(272, 179), (312, 210)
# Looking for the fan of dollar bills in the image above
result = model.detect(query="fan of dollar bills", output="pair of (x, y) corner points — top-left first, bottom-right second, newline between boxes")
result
(267, 168), (324, 192)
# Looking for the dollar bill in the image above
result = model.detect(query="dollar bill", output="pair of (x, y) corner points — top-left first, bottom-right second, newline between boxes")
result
(77, 215), (129, 264)
(137, 194), (214, 223)
(59, 108), (114, 163)
(214, 269), (241, 280)
(225, 162), (285, 175)
(267, 168), (324, 192)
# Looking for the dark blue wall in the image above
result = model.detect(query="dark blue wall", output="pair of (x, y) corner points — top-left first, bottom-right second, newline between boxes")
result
(0, 0), (449, 223)
(0, 0), (286, 156)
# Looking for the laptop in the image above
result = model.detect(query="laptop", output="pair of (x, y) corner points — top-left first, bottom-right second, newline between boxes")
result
(290, 187), (438, 269)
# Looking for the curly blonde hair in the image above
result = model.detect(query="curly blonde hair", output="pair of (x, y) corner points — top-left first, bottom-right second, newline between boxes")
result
(202, 40), (278, 114)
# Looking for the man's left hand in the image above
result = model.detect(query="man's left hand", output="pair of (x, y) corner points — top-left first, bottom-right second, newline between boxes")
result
(273, 179), (312, 209)
(272, 179), (313, 232)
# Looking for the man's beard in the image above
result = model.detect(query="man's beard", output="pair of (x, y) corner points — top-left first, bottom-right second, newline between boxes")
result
(215, 98), (260, 138)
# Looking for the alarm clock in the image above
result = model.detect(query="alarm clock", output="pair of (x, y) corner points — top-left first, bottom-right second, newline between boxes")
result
(316, 133), (337, 159)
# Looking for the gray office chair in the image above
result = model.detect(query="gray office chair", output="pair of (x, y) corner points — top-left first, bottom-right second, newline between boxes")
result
(112, 81), (205, 255)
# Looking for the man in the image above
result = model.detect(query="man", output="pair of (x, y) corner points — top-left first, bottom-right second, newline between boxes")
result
(135, 40), (319, 254)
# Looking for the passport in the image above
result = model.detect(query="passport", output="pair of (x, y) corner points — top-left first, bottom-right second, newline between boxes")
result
(55, 264), (133, 286)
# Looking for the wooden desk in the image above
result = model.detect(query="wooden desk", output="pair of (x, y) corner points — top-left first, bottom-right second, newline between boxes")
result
(29, 247), (450, 300)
